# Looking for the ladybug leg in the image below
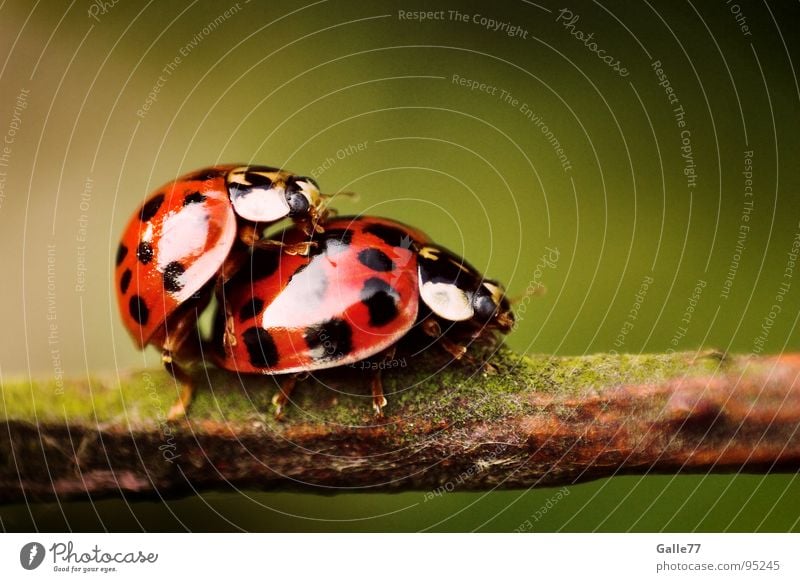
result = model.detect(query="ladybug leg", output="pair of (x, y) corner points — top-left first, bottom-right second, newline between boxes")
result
(368, 347), (395, 417)
(161, 308), (207, 421)
(308, 192), (359, 233)
(304, 208), (327, 235)
(271, 374), (299, 420)
(369, 373), (387, 418)
(440, 339), (468, 361)
(254, 238), (316, 256)
(420, 317), (443, 339)
(237, 223), (316, 256)
(237, 223), (261, 246)
(320, 206), (338, 219)
(164, 352), (195, 421)
(279, 240), (316, 256)
(420, 319), (468, 361)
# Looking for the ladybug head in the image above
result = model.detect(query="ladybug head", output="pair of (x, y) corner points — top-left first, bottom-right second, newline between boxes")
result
(226, 166), (321, 223)
(417, 245), (514, 334)
(473, 279), (514, 332)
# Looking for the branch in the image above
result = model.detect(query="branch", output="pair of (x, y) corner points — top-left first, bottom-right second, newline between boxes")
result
(2, 348), (800, 502)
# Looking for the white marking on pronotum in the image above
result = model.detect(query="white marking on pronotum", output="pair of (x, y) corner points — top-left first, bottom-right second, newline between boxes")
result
(228, 167), (290, 222)
(231, 187), (290, 222)
(419, 280), (474, 321)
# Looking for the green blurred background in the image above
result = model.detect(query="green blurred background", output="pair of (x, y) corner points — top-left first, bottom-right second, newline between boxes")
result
(1, 0), (799, 531)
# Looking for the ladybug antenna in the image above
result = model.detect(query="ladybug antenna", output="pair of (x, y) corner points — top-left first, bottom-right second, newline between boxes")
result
(507, 285), (546, 305)
(314, 190), (359, 230)
(320, 190), (359, 202)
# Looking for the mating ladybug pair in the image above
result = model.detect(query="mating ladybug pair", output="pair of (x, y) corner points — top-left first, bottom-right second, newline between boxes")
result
(115, 165), (514, 419)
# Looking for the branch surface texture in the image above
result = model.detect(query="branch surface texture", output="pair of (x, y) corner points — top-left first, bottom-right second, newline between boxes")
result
(2, 349), (799, 502)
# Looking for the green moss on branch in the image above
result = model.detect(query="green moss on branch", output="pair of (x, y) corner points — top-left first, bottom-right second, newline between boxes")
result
(2, 349), (798, 502)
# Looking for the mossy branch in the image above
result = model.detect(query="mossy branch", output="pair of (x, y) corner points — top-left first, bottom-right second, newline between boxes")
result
(2, 348), (800, 502)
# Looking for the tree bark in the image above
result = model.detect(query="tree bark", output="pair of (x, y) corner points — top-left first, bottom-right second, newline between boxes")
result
(2, 349), (800, 502)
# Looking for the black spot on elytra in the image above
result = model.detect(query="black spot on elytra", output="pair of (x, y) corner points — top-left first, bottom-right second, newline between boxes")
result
(360, 277), (400, 327)
(116, 244), (128, 266)
(136, 241), (154, 264)
(139, 194), (164, 222)
(163, 261), (185, 293)
(242, 326), (279, 368)
(183, 191), (206, 205)
(129, 295), (149, 326)
(245, 249), (281, 281)
(358, 248), (395, 272)
(239, 297), (265, 322)
(363, 223), (414, 248)
(120, 268), (132, 295)
(304, 318), (353, 360)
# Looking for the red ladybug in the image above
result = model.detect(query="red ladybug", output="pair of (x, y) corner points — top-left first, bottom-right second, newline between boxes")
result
(213, 216), (514, 418)
(114, 165), (326, 417)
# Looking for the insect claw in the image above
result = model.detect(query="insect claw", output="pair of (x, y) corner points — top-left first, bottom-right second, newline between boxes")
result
(167, 401), (188, 422)
(370, 371), (388, 417)
(271, 392), (288, 420)
(371, 391), (388, 418)
(372, 399), (387, 418)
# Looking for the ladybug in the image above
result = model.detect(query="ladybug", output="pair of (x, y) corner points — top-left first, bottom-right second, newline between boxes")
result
(114, 165), (326, 418)
(212, 216), (514, 418)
